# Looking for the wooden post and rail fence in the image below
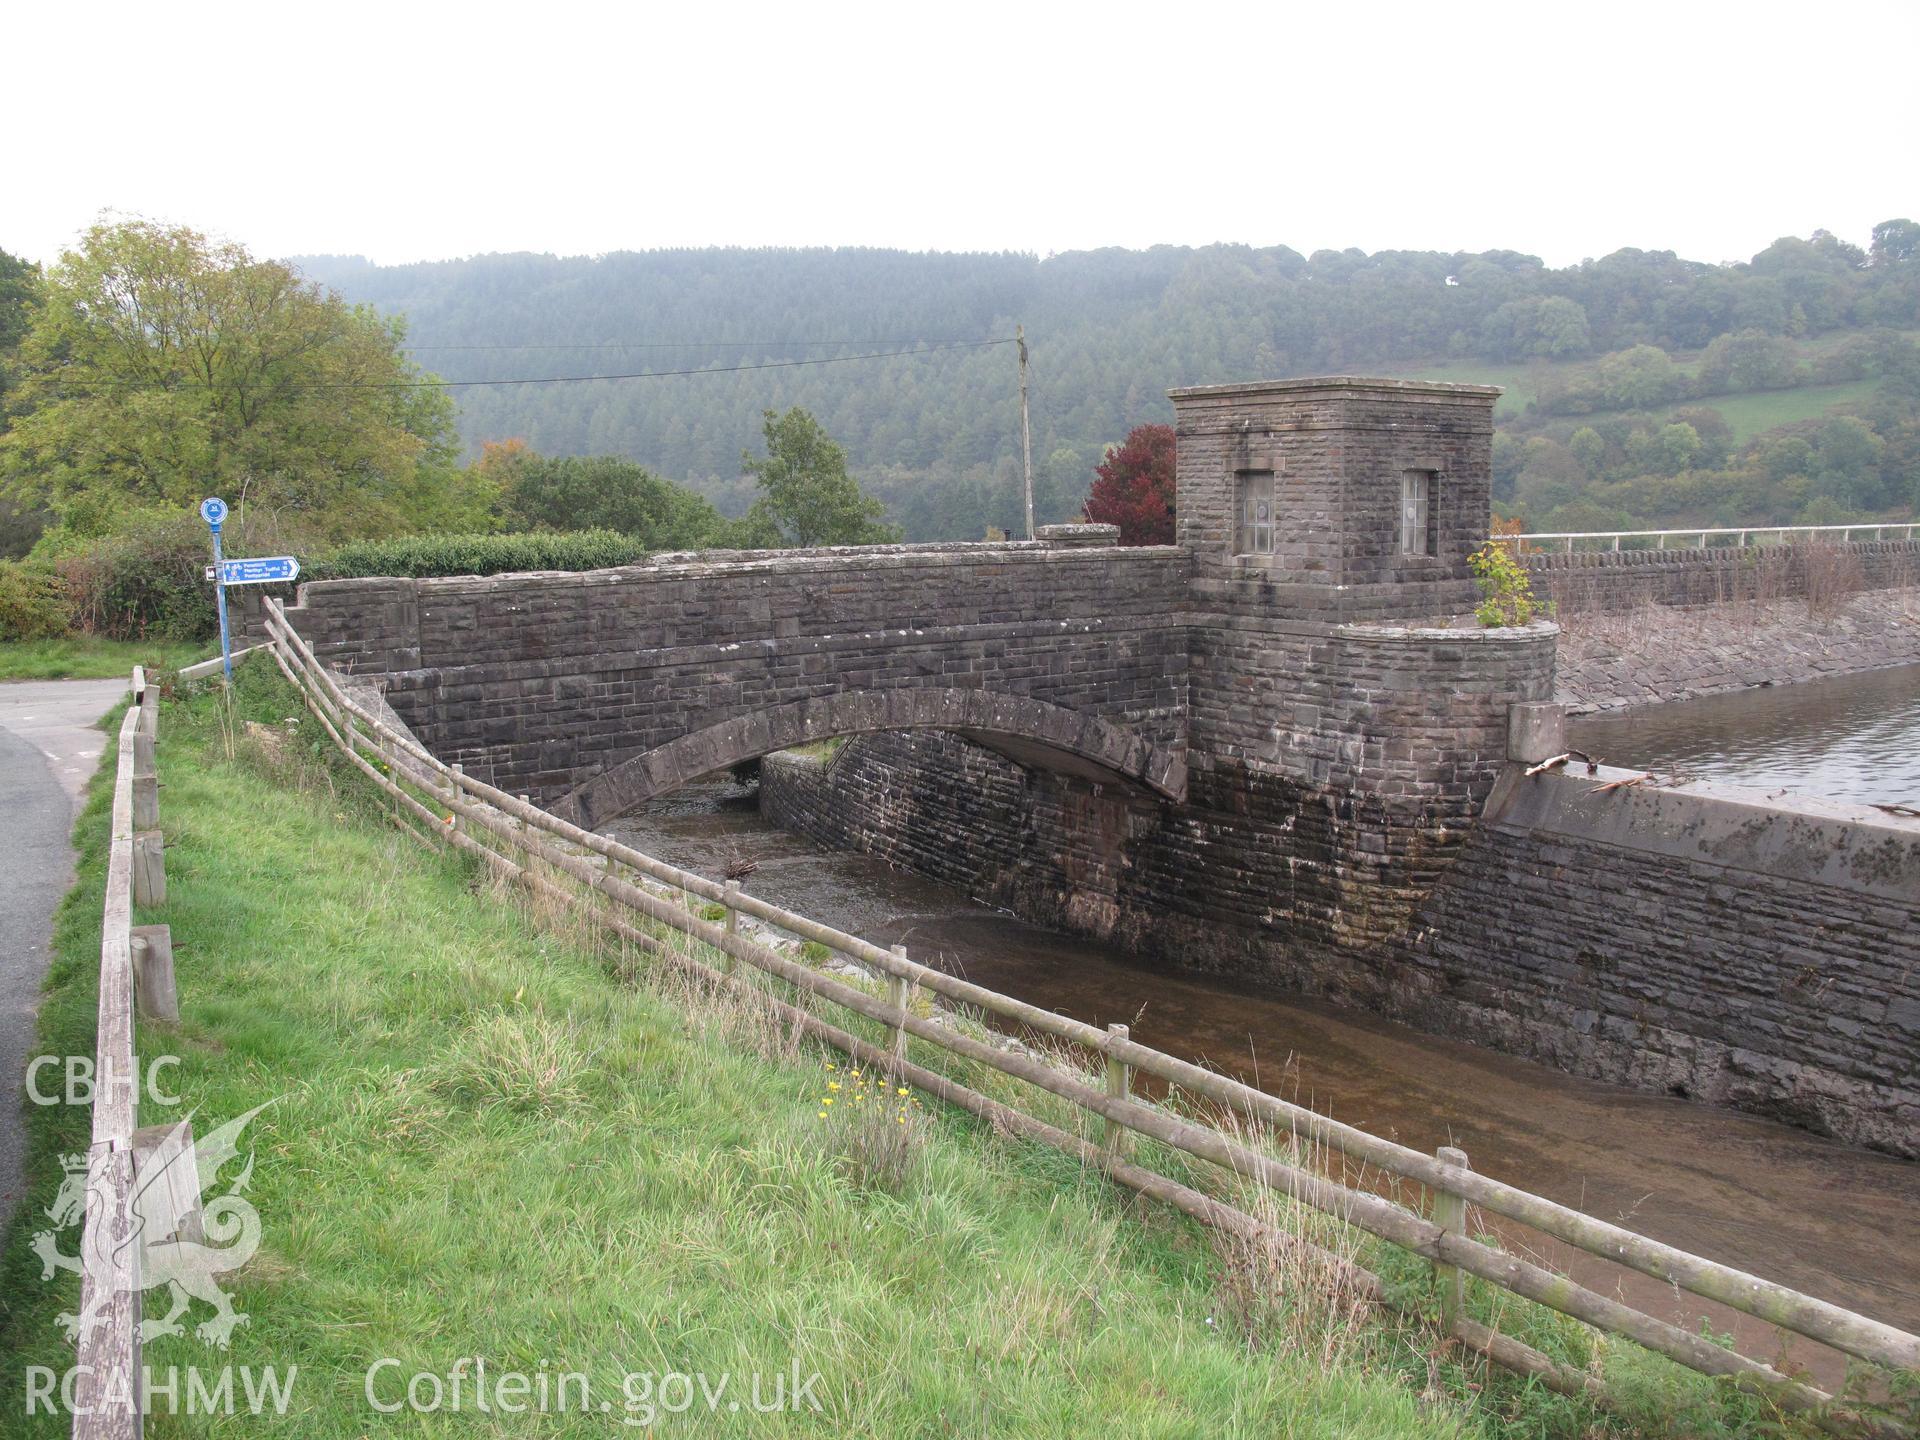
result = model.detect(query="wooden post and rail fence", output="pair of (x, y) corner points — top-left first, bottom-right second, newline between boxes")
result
(69, 667), (181, 1438)
(66, 617), (1920, 1437)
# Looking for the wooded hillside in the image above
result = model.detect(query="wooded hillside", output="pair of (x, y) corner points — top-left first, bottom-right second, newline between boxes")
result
(287, 227), (1917, 537)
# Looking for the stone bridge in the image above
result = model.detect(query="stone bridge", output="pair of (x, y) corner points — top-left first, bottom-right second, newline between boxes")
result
(288, 540), (1196, 826)
(286, 378), (1548, 967)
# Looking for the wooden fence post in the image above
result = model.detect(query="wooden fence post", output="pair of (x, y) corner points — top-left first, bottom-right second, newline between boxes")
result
(132, 832), (166, 907)
(376, 733), (395, 820)
(722, 881), (740, 976)
(132, 726), (159, 831)
(449, 763), (464, 836)
(1103, 1023), (1131, 1157)
(131, 924), (177, 1021)
(1433, 1145), (1470, 1332)
(887, 944), (912, 1062)
(132, 1117), (202, 1245)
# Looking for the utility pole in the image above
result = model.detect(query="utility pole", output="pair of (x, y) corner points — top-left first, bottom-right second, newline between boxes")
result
(1018, 325), (1034, 540)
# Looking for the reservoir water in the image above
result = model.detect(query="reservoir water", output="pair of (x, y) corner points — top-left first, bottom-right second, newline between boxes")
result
(607, 769), (1919, 1385)
(1569, 662), (1920, 807)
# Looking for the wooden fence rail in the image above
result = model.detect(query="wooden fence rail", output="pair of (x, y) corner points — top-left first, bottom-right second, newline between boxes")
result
(70, 668), (174, 1438)
(259, 599), (1916, 1435)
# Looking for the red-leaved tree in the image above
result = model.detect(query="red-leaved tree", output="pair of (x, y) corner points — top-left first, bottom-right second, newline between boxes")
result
(1083, 423), (1175, 545)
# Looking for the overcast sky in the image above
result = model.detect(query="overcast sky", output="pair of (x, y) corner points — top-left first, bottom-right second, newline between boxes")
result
(9, 0), (1914, 272)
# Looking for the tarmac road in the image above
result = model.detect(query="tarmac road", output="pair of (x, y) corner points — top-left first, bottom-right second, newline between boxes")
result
(0, 678), (129, 1222)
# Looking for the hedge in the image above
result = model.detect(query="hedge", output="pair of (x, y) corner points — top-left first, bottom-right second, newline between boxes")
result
(4, 529), (695, 642)
(307, 531), (657, 580)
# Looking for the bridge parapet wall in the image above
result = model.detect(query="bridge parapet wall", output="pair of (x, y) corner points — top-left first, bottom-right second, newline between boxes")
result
(286, 541), (1193, 802)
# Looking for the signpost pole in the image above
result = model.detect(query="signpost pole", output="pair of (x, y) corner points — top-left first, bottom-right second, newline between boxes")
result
(200, 497), (234, 684)
(211, 524), (233, 685)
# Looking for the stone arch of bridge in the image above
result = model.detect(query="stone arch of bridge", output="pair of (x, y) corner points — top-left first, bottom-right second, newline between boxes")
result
(551, 687), (1187, 829)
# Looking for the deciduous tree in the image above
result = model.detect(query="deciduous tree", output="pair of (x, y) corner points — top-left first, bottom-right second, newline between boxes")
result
(1083, 423), (1175, 545)
(502, 451), (731, 546)
(0, 246), (45, 556)
(0, 246), (37, 378)
(0, 219), (477, 542)
(1871, 219), (1919, 267)
(1568, 426), (1606, 478)
(742, 407), (898, 547)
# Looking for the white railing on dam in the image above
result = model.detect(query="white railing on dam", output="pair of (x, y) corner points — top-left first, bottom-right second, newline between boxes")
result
(1496, 522), (1920, 553)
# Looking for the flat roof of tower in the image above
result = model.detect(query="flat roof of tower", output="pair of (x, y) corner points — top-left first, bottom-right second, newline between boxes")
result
(1165, 376), (1504, 400)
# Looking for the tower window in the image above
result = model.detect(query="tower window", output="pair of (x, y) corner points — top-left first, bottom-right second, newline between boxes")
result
(1401, 470), (1435, 556)
(1235, 470), (1275, 557)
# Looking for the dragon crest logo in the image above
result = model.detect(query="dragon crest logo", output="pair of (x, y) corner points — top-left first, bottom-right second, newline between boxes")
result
(33, 1102), (271, 1348)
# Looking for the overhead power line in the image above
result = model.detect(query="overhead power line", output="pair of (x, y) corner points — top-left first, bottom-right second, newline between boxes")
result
(399, 337), (994, 352)
(331, 339), (1016, 389)
(32, 338), (1017, 396)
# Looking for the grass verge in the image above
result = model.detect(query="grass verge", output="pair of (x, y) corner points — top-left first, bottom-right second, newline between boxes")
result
(0, 659), (1852, 1437)
(0, 637), (209, 683)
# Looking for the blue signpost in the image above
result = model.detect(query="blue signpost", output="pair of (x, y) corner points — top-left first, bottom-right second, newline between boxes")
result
(216, 556), (301, 586)
(199, 497), (234, 683)
(199, 498), (300, 683)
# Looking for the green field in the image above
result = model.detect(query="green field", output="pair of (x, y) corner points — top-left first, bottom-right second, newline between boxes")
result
(1646, 379), (1886, 443)
(1391, 360), (1886, 441)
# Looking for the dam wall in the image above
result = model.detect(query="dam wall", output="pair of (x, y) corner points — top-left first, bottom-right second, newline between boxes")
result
(1523, 538), (1919, 615)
